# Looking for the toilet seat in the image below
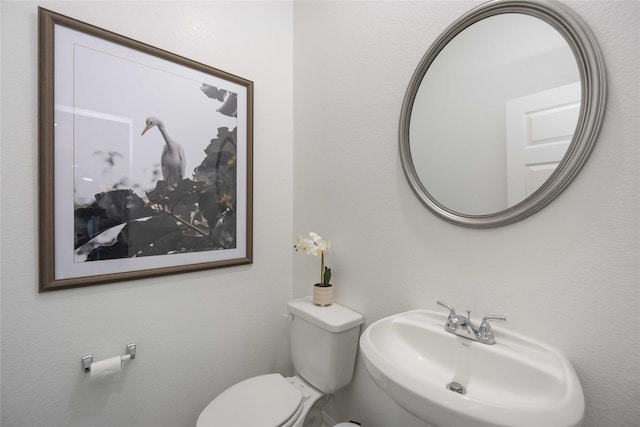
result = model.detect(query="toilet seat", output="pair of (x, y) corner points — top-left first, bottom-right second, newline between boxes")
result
(196, 374), (304, 427)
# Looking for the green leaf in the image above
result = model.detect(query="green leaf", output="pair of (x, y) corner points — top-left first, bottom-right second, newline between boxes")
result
(323, 267), (332, 286)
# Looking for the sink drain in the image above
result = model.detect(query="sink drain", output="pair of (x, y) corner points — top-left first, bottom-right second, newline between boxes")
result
(447, 381), (466, 394)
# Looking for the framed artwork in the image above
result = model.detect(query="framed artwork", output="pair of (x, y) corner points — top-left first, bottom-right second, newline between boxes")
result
(38, 8), (253, 292)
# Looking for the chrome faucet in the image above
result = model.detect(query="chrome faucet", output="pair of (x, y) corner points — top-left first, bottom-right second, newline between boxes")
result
(437, 301), (506, 345)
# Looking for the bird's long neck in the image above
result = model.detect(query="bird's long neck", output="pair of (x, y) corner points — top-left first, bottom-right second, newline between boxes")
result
(156, 122), (180, 153)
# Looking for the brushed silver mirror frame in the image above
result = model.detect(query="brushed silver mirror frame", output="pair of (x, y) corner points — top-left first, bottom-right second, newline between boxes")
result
(399, 0), (606, 228)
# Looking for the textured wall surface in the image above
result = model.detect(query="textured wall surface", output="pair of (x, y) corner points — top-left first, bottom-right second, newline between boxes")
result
(293, 1), (639, 427)
(1, 2), (294, 426)
(2, 1), (639, 427)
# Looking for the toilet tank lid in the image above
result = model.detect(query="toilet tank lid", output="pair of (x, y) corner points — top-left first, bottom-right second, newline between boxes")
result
(288, 297), (364, 333)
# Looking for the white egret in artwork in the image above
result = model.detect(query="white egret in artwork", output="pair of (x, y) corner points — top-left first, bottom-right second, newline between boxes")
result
(141, 117), (186, 188)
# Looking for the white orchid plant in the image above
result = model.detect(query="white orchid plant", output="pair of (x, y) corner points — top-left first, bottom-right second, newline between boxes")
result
(294, 232), (332, 287)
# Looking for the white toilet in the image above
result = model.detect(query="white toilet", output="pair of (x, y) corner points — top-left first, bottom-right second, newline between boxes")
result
(196, 297), (364, 427)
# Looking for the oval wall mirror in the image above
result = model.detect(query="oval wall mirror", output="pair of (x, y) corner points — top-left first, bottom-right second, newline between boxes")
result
(399, 0), (606, 228)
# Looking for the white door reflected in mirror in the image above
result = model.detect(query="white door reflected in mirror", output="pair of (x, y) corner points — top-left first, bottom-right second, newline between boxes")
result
(506, 82), (581, 205)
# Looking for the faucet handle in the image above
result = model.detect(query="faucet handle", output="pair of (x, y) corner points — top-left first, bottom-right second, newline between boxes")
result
(437, 300), (456, 316)
(478, 315), (507, 345)
(437, 301), (459, 331)
(481, 315), (507, 324)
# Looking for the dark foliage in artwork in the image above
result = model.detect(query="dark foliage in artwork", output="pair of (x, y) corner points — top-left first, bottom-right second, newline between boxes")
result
(201, 83), (237, 117)
(74, 121), (238, 261)
(75, 189), (155, 248)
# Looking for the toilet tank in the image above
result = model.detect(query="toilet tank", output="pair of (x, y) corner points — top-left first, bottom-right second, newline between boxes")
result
(287, 297), (364, 394)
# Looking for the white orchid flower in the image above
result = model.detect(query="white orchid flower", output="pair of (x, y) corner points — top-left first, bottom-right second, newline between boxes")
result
(294, 231), (333, 286)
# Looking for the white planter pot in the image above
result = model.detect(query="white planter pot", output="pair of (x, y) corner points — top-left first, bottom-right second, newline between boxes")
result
(312, 284), (333, 306)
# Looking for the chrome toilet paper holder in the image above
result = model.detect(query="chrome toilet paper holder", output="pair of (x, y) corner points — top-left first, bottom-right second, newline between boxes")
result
(82, 343), (136, 372)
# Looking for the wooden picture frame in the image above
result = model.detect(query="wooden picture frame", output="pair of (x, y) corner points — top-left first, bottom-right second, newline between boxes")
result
(38, 8), (253, 292)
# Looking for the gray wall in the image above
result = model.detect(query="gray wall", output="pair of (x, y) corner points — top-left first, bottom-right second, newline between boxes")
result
(293, 1), (639, 427)
(1, 2), (294, 426)
(1, 1), (639, 427)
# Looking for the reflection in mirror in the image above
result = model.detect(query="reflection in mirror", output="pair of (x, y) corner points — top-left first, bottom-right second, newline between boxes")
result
(399, 0), (606, 228)
(410, 14), (580, 215)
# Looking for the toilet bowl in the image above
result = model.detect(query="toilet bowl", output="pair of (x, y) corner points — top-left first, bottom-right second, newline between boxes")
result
(197, 374), (326, 427)
(197, 297), (364, 427)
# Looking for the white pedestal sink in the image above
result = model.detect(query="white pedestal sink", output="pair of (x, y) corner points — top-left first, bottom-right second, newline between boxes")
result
(359, 310), (584, 427)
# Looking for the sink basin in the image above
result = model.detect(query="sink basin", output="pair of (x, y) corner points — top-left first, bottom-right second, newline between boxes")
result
(359, 310), (584, 427)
